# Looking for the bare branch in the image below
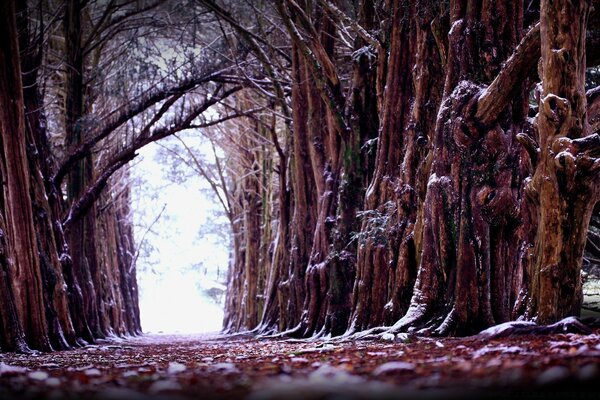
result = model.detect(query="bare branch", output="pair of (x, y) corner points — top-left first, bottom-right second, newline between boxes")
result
(130, 203), (167, 272)
(62, 86), (242, 228)
(318, 0), (380, 50)
(52, 70), (228, 187)
(198, 0), (292, 123)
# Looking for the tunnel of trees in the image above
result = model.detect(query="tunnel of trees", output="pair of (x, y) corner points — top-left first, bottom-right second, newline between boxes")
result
(1, 0), (600, 352)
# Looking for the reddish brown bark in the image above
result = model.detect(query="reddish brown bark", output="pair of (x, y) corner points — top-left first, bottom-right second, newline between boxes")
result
(527, 0), (596, 324)
(385, 0), (528, 336)
(0, 0), (52, 351)
(0, 211), (28, 352)
(16, 0), (79, 350)
(350, 0), (445, 332)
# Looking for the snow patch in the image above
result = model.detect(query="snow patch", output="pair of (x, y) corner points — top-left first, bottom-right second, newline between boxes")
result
(473, 346), (525, 358)
(84, 368), (102, 377)
(289, 357), (309, 363)
(449, 19), (464, 37)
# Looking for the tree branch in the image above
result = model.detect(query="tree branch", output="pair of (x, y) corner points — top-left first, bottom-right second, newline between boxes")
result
(62, 85), (242, 229)
(52, 70), (227, 187)
(318, 0), (380, 50)
(275, 0), (349, 137)
(476, 23), (541, 125)
(130, 202), (167, 273)
(63, 154), (134, 231)
(477, 17), (600, 127)
(198, 0), (292, 123)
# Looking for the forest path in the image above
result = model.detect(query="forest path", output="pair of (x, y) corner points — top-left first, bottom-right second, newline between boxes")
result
(1, 331), (600, 399)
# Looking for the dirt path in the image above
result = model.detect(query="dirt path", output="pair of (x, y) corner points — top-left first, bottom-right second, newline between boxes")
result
(1, 331), (599, 399)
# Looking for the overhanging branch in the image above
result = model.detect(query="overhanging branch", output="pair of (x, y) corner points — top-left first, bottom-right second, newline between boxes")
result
(52, 69), (228, 187)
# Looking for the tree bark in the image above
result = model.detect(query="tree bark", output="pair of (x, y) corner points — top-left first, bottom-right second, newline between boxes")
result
(390, 0), (527, 335)
(0, 0), (51, 351)
(527, 0), (595, 324)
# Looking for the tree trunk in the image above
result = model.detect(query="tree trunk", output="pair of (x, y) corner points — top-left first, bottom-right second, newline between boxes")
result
(527, 0), (595, 324)
(219, 0), (600, 338)
(17, 0), (78, 350)
(350, 2), (422, 331)
(63, 0), (103, 341)
(0, 0), (51, 351)
(0, 211), (28, 352)
(390, 0), (527, 335)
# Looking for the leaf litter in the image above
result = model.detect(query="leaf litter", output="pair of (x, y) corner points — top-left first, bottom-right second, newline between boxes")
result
(0, 331), (599, 399)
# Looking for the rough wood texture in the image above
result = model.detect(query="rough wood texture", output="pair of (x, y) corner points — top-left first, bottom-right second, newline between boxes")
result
(220, 0), (600, 338)
(527, 0), (595, 324)
(0, 0), (51, 351)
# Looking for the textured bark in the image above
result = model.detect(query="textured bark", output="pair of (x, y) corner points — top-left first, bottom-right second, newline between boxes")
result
(278, 44), (318, 332)
(527, 0), (595, 324)
(222, 183), (245, 332)
(0, 0), (142, 352)
(388, 0), (528, 336)
(278, 2), (345, 337)
(0, 0), (51, 351)
(95, 178), (141, 336)
(64, 0), (104, 341)
(17, 0), (78, 350)
(0, 211), (28, 352)
(210, 0), (600, 338)
(222, 92), (278, 332)
(258, 112), (290, 333)
(350, 0), (445, 332)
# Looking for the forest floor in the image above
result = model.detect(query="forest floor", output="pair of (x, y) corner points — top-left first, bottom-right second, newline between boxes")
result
(1, 329), (600, 400)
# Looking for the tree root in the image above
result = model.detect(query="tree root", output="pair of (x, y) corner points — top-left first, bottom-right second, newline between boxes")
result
(477, 317), (599, 339)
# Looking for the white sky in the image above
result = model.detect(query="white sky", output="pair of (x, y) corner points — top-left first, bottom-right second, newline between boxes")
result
(131, 139), (228, 334)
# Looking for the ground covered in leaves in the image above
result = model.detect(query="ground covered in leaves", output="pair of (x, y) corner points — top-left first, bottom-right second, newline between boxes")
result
(1, 331), (600, 400)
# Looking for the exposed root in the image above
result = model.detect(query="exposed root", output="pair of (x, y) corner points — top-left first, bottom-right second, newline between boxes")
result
(345, 326), (391, 341)
(477, 317), (598, 339)
(387, 303), (429, 334)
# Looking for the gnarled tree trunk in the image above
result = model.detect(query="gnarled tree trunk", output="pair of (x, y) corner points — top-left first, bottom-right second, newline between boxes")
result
(527, 0), (596, 324)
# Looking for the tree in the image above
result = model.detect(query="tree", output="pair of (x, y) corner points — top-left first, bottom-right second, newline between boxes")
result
(0, 0), (245, 351)
(526, 0), (596, 324)
(219, 0), (600, 337)
(0, 0), (51, 351)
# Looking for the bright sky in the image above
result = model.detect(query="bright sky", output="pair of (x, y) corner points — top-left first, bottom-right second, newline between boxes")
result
(131, 138), (228, 334)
